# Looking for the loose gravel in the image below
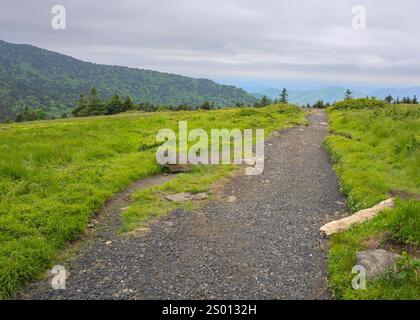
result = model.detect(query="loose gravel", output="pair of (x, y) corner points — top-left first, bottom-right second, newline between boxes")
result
(19, 109), (346, 300)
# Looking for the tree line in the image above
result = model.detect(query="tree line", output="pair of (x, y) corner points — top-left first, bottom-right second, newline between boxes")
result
(304, 89), (419, 109)
(384, 94), (418, 104)
(10, 87), (254, 122)
(71, 87), (227, 117)
(252, 87), (289, 108)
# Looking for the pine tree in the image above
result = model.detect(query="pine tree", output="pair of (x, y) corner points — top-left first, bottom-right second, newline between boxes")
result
(199, 101), (213, 110)
(71, 94), (88, 117)
(313, 100), (325, 108)
(413, 95), (418, 104)
(255, 96), (271, 107)
(344, 89), (353, 100)
(402, 97), (411, 104)
(15, 106), (47, 122)
(87, 87), (105, 115)
(122, 96), (135, 112)
(279, 88), (288, 104)
(107, 93), (123, 115)
(384, 94), (393, 103)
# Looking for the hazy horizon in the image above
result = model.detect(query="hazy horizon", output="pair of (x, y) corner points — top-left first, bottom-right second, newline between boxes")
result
(2, 38), (419, 94)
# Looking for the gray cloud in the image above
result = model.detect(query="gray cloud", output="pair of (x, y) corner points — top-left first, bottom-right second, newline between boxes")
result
(1, 0), (419, 86)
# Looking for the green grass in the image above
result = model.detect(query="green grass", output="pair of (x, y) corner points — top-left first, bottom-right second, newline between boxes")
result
(324, 101), (420, 299)
(0, 104), (305, 298)
(328, 204), (420, 299)
(122, 164), (236, 232)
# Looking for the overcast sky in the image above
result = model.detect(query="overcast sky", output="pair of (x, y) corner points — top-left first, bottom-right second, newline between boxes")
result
(1, 0), (419, 88)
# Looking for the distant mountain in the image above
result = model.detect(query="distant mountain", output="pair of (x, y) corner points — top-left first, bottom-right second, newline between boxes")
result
(287, 87), (366, 105)
(0, 40), (255, 120)
(371, 87), (420, 100)
(248, 85), (420, 105)
(248, 87), (281, 100)
(249, 86), (365, 105)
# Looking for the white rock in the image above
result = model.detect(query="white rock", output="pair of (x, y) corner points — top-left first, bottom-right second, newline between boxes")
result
(320, 198), (394, 236)
(226, 195), (237, 203)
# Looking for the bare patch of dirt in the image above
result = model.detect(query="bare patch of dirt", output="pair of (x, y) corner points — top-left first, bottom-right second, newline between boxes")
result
(363, 232), (420, 258)
(389, 189), (420, 201)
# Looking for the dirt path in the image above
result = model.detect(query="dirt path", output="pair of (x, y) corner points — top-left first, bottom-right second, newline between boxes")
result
(20, 109), (346, 300)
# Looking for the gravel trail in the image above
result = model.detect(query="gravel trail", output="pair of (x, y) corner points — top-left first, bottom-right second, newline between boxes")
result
(20, 109), (346, 300)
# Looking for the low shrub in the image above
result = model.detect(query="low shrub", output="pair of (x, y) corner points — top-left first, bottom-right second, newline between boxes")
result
(331, 98), (388, 111)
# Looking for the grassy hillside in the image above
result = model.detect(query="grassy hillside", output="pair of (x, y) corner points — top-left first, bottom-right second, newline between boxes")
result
(324, 101), (420, 299)
(0, 40), (255, 120)
(0, 104), (305, 298)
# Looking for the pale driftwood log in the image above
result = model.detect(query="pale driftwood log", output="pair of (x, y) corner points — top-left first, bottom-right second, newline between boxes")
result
(320, 198), (395, 236)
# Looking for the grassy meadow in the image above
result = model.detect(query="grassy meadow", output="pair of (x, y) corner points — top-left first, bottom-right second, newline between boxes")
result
(0, 104), (305, 298)
(324, 101), (420, 299)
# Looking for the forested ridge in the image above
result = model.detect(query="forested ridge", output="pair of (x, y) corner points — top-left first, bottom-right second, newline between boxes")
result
(0, 40), (255, 120)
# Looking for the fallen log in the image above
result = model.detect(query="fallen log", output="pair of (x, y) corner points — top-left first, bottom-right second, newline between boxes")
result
(320, 198), (395, 236)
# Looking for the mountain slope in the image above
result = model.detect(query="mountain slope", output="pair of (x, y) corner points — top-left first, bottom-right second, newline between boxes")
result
(0, 40), (255, 120)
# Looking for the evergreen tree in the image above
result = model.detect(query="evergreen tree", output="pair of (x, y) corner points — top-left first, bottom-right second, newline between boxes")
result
(279, 88), (288, 103)
(15, 106), (29, 122)
(313, 100), (325, 108)
(199, 101), (213, 110)
(254, 96), (271, 107)
(15, 106), (47, 122)
(413, 95), (418, 104)
(384, 94), (393, 103)
(87, 87), (105, 115)
(107, 93), (123, 115)
(122, 96), (135, 112)
(72, 94), (88, 117)
(401, 96), (412, 104)
(138, 101), (156, 112)
(344, 89), (353, 100)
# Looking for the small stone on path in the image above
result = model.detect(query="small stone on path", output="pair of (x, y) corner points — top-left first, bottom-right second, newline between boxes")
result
(226, 196), (237, 203)
(165, 192), (208, 202)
